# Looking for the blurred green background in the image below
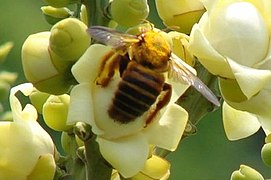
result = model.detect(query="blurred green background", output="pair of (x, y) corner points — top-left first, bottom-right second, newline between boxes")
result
(0, 1), (270, 179)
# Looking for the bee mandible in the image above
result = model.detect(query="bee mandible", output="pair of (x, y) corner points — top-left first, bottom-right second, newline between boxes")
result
(88, 26), (220, 125)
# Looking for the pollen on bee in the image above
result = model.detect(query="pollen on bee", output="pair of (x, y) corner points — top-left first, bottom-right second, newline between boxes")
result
(131, 31), (171, 72)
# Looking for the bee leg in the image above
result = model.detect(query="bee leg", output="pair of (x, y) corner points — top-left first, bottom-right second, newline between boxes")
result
(96, 51), (121, 87)
(145, 83), (172, 126)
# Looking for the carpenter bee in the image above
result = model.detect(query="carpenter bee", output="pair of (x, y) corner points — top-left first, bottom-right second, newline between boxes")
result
(88, 26), (220, 125)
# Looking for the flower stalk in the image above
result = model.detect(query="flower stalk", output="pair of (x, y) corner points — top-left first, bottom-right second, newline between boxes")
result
(84, 135), (113, 180)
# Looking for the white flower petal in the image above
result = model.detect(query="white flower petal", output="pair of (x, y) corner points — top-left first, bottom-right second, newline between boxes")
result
(208, 2), (269, 66)
(96, 134), (149, 178)
(67, 83), (104, 135)
(189, 23), (234, 78)
(226, 89), (271, 136)
(143, 104), (188, 151)
(222, 102), (260, 140)
(227, 58), (271, 99)
(71, 44), (112, 83)
(9, 83), (36, 122)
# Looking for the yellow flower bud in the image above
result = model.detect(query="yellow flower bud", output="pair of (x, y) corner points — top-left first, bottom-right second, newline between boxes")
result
(155, 0), (205, 34)
(265, 133), (271, 143)
(80, 4), (88, 26)
(131, 155), (170, 180)
(22, 31), (75, 95)
(0, 42), (13, 63)
(110, 0), (149, 27)
(41, 6), (72, 25)
(49, 18), (91, 61)
(261, 142), (271, 167)
(168, 31), (195, 66)
(61, 131), (72, 154)
(230, 165), (264, 180)
(29, 89), (50, 114)
(0, 71), (17, 85)
(43, 0), (79, 8)
(43, 94), (72, 131)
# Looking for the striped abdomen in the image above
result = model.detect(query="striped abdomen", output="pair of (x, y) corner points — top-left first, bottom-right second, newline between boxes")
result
(108, 61), (165, 123)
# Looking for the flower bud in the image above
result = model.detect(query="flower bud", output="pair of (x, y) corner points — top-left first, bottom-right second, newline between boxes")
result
(261, 142), (271, 167)
(168, 31), (195, 66)
(110, 0), (149, 27)
(0, 42), (13, 63)
(43, 0), (79, 8)
(41, 6), (72, 25)
(43, 94), (72, 131)
(22, 31), (75, 95)
(49, 18), (91, 61)
(230, 165), (264, 180)
(80, 4), (88, 26)
(61, 132), (72, 154)
(131, 155), (170, 180)
(0, 71), (17, 85)
(29, 89), (50, 114)
(265, 133), (271, 143)
(155, 0), (205, 34)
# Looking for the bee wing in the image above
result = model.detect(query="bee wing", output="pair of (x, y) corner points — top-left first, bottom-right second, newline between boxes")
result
(169, 53), (220, 106)
(88, 26), (140, 50)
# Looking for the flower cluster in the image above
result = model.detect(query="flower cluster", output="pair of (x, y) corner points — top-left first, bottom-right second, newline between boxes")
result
(1, 0), (270, 179)
(189, 0), (271, 140)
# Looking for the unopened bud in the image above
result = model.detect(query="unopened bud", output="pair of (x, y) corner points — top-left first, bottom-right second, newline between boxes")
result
(110, 0), (149, 27)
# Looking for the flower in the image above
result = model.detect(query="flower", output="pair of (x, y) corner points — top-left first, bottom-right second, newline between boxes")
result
(0, 83), (55, 180)
(155, 0), (205, 34)
(189, 0), (271, 140)
(67, 44), (189, 177)
(22, 18), (89, 95)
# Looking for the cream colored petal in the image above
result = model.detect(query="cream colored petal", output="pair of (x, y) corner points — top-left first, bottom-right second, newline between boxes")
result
(71, 44), (112, 83)
(96, 134), (149, 178)
(143, 103), (188, 151)
(258, 115), (271, 135)
(208, 2), (269, 66)
(225, 88), (271, 136)
(189, 24), (234, 78)
(222, 102), (260, 141)
(67, 83), (104, 134)
(227, 58), (271, 99)
(9, 83), (37, 122)
(27, 154), (56, 180)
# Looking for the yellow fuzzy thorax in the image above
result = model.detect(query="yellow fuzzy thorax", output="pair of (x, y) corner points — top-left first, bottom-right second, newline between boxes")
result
(130, 30), (171, 72)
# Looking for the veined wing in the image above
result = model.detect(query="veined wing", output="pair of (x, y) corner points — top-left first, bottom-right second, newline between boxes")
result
(169, 53), (220, 106)
(88, 26), (140, 50)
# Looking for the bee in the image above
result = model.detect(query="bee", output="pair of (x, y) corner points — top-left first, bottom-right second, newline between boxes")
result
(88, 26), (220, 125)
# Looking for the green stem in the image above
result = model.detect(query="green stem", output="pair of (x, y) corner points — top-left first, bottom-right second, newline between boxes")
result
(84, 136), (112, 180)
(177, 61), (220, 126)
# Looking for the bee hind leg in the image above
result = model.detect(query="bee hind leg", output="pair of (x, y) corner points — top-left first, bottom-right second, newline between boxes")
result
(145, 83), (172, 126)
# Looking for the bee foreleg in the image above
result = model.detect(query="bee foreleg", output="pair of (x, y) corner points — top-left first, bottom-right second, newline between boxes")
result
(145, 83), (172, 126)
